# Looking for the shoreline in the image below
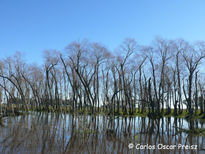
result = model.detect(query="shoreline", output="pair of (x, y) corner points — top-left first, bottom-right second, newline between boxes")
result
(1, 105), (205, 120)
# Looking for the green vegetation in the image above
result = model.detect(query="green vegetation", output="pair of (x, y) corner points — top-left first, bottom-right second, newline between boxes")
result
(178, 128), (205, 136)
(1, 104), (205, 121)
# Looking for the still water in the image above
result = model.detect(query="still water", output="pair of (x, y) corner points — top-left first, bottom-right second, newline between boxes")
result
(0, 112), (205, 154)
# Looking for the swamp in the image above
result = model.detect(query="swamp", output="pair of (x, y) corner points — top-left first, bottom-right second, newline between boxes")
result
(1, 1), (205, 153)
(0, 38), (205, 154)
(0, 112), (205, 154)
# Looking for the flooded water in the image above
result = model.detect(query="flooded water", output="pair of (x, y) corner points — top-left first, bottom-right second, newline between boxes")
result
(0, 112), (205, 154)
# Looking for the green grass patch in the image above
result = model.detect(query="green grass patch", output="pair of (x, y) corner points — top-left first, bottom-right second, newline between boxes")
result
(178, 128), (205, 136)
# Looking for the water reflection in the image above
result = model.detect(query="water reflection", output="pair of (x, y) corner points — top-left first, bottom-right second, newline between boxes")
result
(0, 112), (205, 154)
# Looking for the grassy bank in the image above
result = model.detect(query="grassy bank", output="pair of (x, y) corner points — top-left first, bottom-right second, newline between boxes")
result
(0, 107), (24, 119)
(1, 104), (205, 120)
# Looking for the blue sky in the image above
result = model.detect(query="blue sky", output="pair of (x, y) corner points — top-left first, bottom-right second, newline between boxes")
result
(0, 0), (205, 64)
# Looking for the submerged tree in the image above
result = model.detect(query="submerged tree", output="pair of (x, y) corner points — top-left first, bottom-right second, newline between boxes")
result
(0, 38), (205, 118)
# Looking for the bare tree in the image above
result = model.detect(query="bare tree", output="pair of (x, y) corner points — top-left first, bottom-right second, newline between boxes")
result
(182, 42), (205, 117)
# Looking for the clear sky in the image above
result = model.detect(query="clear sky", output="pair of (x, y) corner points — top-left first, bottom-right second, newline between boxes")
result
(0, 0), (205, 64)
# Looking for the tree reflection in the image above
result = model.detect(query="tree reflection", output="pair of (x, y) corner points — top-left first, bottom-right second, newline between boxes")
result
(0, 113), (204, 154)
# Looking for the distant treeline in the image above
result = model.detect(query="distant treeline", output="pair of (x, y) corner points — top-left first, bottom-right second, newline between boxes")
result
(0, 38), (205, 117)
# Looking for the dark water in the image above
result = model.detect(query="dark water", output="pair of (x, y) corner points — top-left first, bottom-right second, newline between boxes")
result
(0, 112), (205, 154)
